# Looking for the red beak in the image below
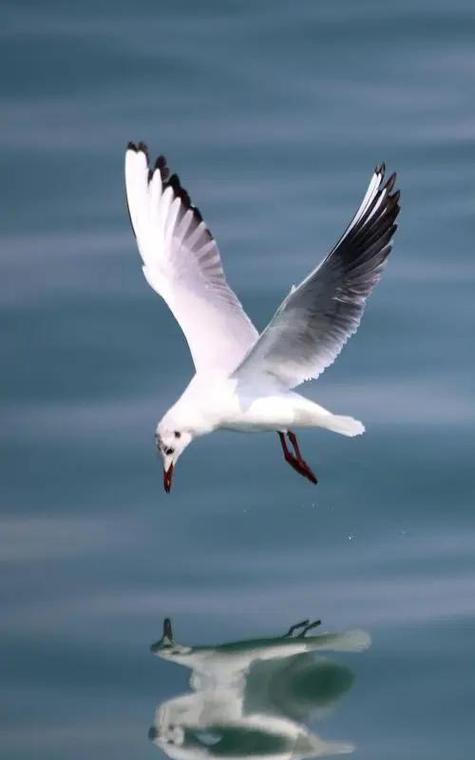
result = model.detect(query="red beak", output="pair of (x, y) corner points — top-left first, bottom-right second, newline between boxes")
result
(163, 464), (174, 493)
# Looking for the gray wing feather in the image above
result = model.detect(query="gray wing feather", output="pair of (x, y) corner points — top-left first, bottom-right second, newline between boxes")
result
(233, 165), (400, 390)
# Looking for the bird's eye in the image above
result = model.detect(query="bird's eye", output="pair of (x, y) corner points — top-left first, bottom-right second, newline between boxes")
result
(165, 447), (174, 456)
(174, 431), (181, 439)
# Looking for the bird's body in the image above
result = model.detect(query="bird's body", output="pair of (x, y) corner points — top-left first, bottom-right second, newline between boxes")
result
(166, 374), (363, 437)
(125, 142), (400, 490)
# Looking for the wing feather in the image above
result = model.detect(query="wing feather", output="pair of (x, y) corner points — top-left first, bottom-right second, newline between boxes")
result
(233, 164), (400, 391)
(125, 142), (257, 375)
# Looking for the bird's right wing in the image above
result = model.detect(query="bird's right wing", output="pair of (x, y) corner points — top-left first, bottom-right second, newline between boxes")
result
(233, 165), (400, 391)
(125, 142), (258, 376)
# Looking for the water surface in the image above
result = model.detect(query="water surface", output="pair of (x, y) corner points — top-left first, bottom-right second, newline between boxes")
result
(2, 1), (475, 758)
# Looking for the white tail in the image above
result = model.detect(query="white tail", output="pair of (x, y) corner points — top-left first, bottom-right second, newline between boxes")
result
(324, 414), (365, 437)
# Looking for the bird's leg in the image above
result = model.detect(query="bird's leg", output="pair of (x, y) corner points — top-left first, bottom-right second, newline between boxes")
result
(284, 619), (310, 638)
(298, 619), (322, 637)
(278, 432), (305, 476)
(277, 432), (318, 484)
(287, 431), (318, 484)
(287, 431), (303, 460)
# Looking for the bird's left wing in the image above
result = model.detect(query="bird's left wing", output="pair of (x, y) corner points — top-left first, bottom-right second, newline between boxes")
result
(233, 165), (400, 391)
(125, 142), (258, 375)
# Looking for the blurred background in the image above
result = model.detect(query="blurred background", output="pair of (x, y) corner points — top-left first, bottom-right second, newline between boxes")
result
(2, 1), (475, 758)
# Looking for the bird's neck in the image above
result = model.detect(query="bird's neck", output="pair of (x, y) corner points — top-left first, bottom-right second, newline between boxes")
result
(167, 375), (233, 437)
(166, 376), (218, 437)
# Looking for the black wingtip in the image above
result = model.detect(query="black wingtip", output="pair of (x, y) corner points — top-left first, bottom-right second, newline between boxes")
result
(137, 141), (149, 158)
(179, 187), (191, 207)
(127, 140), (137, 152)
(384, 172), (397, 193)
(375, 162), (386, 177)
(193, 206), (204, 224)
(152, 154), (169, 180)
(168, 173), (181, 193)
(136, 146), (214, 238)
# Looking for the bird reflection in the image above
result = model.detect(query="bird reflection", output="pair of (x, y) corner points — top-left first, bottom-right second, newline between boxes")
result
(149, 617), (370, 759)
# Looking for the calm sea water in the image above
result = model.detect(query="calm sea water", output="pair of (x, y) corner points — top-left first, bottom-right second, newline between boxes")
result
(2, 1), (475, 758)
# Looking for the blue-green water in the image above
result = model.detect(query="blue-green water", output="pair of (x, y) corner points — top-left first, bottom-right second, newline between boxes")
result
(2, 1), (475, 758)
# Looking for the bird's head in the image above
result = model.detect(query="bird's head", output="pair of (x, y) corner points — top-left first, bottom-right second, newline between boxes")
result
(155, 420), (192, 493)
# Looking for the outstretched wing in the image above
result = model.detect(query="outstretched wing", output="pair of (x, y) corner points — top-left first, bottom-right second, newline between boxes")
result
(233, 164), (400, 391)
(125, 142), (258, 376)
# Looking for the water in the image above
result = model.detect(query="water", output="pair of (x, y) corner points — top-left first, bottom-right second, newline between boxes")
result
(2, 1), (475, 757)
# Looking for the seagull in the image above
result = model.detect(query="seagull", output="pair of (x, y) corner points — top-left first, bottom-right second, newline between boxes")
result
(125, 143), (400, 492)
(149, 617), (370, 760)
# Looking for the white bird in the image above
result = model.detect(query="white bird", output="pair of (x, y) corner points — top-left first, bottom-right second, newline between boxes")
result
(125, 142), (400, 492)
(149, 617), (370, 760)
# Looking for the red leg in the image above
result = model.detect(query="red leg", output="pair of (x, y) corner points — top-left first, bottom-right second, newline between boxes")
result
(278, 432), (299, 472)
(288, 431), (318, 484)
(277, 432), (318, 484)
(288, 431), (303, 459)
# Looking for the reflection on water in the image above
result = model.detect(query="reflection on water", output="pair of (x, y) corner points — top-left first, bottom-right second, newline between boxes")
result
(149, 618), (370, 759)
